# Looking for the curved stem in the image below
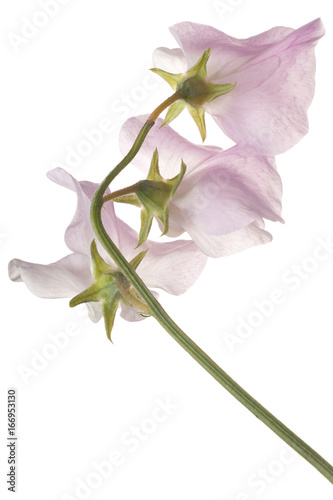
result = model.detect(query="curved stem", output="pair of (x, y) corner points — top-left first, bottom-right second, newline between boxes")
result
(90, 97), (333, 485)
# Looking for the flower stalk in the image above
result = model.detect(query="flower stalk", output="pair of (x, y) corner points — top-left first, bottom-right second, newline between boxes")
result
(90, 96), (333, 484)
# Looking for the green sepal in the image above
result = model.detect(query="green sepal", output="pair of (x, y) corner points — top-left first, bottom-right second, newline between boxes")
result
(150, 67), (183, 90)
(185, 48), (210, 80)
(138, 208), (154, 248)
(69, 241), (149, 341)
(161, 101), (186, 128)
(151, 47), (236, 141)
(129, 249), (149, 270)
(206, 82), (237, 102)
(90, 239), (113, 279)
(102, 299), (120, 342)
(69, 280), (113, 307)
(170, 159), (186, 198)
(134, 149), (186, 246)
(187, 106), (207, 142)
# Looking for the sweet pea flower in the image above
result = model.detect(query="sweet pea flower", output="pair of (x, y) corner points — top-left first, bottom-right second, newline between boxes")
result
(8, 168), (207, 338)
(152, 18), (324, 155)
(119, 115), (283, 258)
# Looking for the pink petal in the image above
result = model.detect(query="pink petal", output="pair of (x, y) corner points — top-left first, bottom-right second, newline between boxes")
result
(169, 22), (295, 80)
(138, 239), (207, 295)
(119, 115), (222, 179)
(8, 253), (92, 298)
(184, 219), (273, 258)
(152, 47), (187, 74)
(47, 168), (120, 257)
(173, 145), (283, 237)
(108, 215), (207, 296)
(47, 168), (152, 267)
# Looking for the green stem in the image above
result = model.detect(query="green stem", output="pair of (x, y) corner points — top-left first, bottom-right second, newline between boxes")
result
(103, 184), (139, 204)
(90, 98), (333, 485)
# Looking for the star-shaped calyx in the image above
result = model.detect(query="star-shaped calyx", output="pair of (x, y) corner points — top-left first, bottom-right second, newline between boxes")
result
(69, 240), (150, 341)
(112, 148), (186, 247)
(151, 48), (236, 141)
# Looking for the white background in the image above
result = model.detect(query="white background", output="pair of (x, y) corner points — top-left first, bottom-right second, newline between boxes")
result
(1, 0), (333, 499)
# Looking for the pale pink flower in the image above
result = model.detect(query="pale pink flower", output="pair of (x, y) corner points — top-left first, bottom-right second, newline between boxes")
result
(153, 19), (324, 155)
(8, 168), (207, 326)
(119, 116), (283, 258)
